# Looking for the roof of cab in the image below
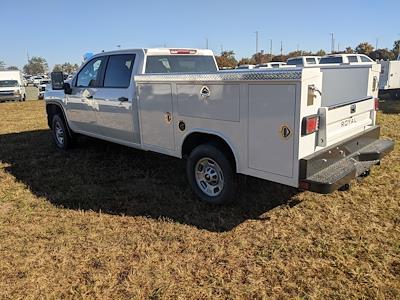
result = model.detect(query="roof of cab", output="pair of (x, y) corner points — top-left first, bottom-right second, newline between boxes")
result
(91, 48), (214, 57)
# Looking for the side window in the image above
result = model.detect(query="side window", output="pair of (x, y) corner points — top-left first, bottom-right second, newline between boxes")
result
(306, 58), (317, 65)
(76, 57), (105, 87)
(347, 56), (358, 63)
(360, 56), (372, 62)
(104, 54), (136, 88)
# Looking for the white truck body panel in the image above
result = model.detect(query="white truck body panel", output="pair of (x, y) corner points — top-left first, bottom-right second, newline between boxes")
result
(45, 48), (393, 198)
(379, 60), (400, 90)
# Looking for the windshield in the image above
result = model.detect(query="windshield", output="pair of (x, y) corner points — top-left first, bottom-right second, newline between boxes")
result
(145, 55), (217, 73)
(320, 57), (343, 64)
(41, 80), (51, 84)
(0, 80), (19, 87)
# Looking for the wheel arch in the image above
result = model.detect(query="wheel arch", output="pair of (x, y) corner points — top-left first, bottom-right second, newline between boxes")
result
(45, 101), (73, 136)
(181, 130), (239, 172)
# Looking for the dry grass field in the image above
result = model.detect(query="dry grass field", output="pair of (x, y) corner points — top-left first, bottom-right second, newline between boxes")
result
(0, 101), (399, 299)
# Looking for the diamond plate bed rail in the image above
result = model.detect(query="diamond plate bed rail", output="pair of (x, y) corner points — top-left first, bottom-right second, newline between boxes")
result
(134, 69), (303, 82)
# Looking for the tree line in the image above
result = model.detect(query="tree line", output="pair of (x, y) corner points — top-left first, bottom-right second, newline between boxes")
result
(216, 40), (400, 68)
(0, 57), (79, 75)
(1, 40), (399, 73)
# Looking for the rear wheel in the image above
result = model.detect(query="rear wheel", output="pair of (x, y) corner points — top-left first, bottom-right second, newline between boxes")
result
(51, 114), (72, 150)
(186, 143), (237, 204)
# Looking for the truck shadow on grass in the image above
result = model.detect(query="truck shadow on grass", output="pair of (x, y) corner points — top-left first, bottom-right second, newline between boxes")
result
(0, 129), (301, 232)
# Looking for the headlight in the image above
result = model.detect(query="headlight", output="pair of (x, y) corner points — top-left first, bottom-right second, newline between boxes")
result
(14, 90), (21, 95)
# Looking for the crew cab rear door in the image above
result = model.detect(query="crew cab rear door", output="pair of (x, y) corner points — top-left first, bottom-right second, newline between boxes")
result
(92, 54), (140, 144)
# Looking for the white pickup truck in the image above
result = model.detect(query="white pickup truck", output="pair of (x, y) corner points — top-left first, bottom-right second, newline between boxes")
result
(46, 48), (394, 204)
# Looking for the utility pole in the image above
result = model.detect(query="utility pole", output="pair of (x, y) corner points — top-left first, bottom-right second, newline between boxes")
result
(268, 39), (273, 61)
(280, 41), (283, 57)
(205, 38), (209, 49)
(337, 43), (340, 53)
(220, 44), (223, 54)
(255, 31), (259, 54)
(330, 33), (334, 53)
(375, 38), (379, 50)
(117, 45), (121, 49)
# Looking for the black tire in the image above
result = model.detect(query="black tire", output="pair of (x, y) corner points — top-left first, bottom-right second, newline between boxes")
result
(51, 114), (72, 150)
(186, 143), (237, 204)
(23, 94), (26, 101)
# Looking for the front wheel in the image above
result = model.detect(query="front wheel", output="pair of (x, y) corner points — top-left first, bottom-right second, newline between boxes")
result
(51, 114), (72, 150)
(186, 144), (237, 204)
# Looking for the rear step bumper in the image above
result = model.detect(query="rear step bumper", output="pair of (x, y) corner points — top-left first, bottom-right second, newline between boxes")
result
(299, 126), (394, 194)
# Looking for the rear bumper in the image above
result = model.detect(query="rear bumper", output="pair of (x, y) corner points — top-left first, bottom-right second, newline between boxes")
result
(299, 126), (394, 194)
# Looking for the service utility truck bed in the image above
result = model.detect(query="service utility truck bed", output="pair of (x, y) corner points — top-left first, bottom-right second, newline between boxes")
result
(45, 48), (394, 204)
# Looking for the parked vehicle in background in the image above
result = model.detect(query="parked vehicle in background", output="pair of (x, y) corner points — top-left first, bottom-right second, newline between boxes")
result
(378, 60), (400, 98)
(38, 78), (51, 99)
(287, 56), (320, 67)
(319, 54), (374, 65)
(45, 48), (393, 204)
(32, 76), (43, 87)
(255, 62), (288, 69)
(237, 64), (255, 69)
(0, 70), (26, 102)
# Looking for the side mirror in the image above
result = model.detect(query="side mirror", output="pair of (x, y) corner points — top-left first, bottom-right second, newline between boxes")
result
(51, 72), (64, 90)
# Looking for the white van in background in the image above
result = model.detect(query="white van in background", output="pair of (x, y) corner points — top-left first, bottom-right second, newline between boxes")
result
(0, 71), (26, 102)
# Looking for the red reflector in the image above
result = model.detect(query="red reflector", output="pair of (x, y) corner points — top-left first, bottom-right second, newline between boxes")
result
(170, 49), (197, 55)
(302, 115), (320, 135)
(374, 98), (379, 111)
(299, 181), (310, 190)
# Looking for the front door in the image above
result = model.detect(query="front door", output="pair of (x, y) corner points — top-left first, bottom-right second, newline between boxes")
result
(66, 56), (106, 134)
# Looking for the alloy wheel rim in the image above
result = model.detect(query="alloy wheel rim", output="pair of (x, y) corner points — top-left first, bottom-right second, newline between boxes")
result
(195, 157), (224, 197)
(55, 121), (64, 145)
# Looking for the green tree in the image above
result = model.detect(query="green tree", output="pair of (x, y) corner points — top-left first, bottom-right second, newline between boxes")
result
(345, 47), (354, 54)
(215, 51), (238, 69)
(315, 49), (326, 56)
(23, 56), (48, 75)
(6, 66), (19, 71)
(369, 49), (395, 61)
(238, 58), (255, 66)
(252, 52), (270, 64)
(0, 60), (5, 70)
(355, 42), (374, 55)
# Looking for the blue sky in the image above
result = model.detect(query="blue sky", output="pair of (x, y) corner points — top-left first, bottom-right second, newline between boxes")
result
(1, 0), (399, 69)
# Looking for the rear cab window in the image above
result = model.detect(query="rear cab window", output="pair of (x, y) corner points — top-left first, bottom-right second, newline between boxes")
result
(287, 58), (303, 66)
(103, 54), (136, 88)
(145, 55), (217, 74)
(319, 56), (343, 64)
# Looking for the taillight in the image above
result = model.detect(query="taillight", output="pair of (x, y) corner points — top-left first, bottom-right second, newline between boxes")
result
(170, 49), (197, 54)
(302, 115), (320, 135)
(374, 98), (379, 111)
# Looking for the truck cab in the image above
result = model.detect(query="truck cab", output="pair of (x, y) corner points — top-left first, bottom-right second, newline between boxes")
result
(45, 48), (393, 204)
(319, 54), (374, 65)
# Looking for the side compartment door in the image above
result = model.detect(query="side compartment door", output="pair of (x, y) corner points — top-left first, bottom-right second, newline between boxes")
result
(248, 84), (296, 178)
(138, 83), (174, 151)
